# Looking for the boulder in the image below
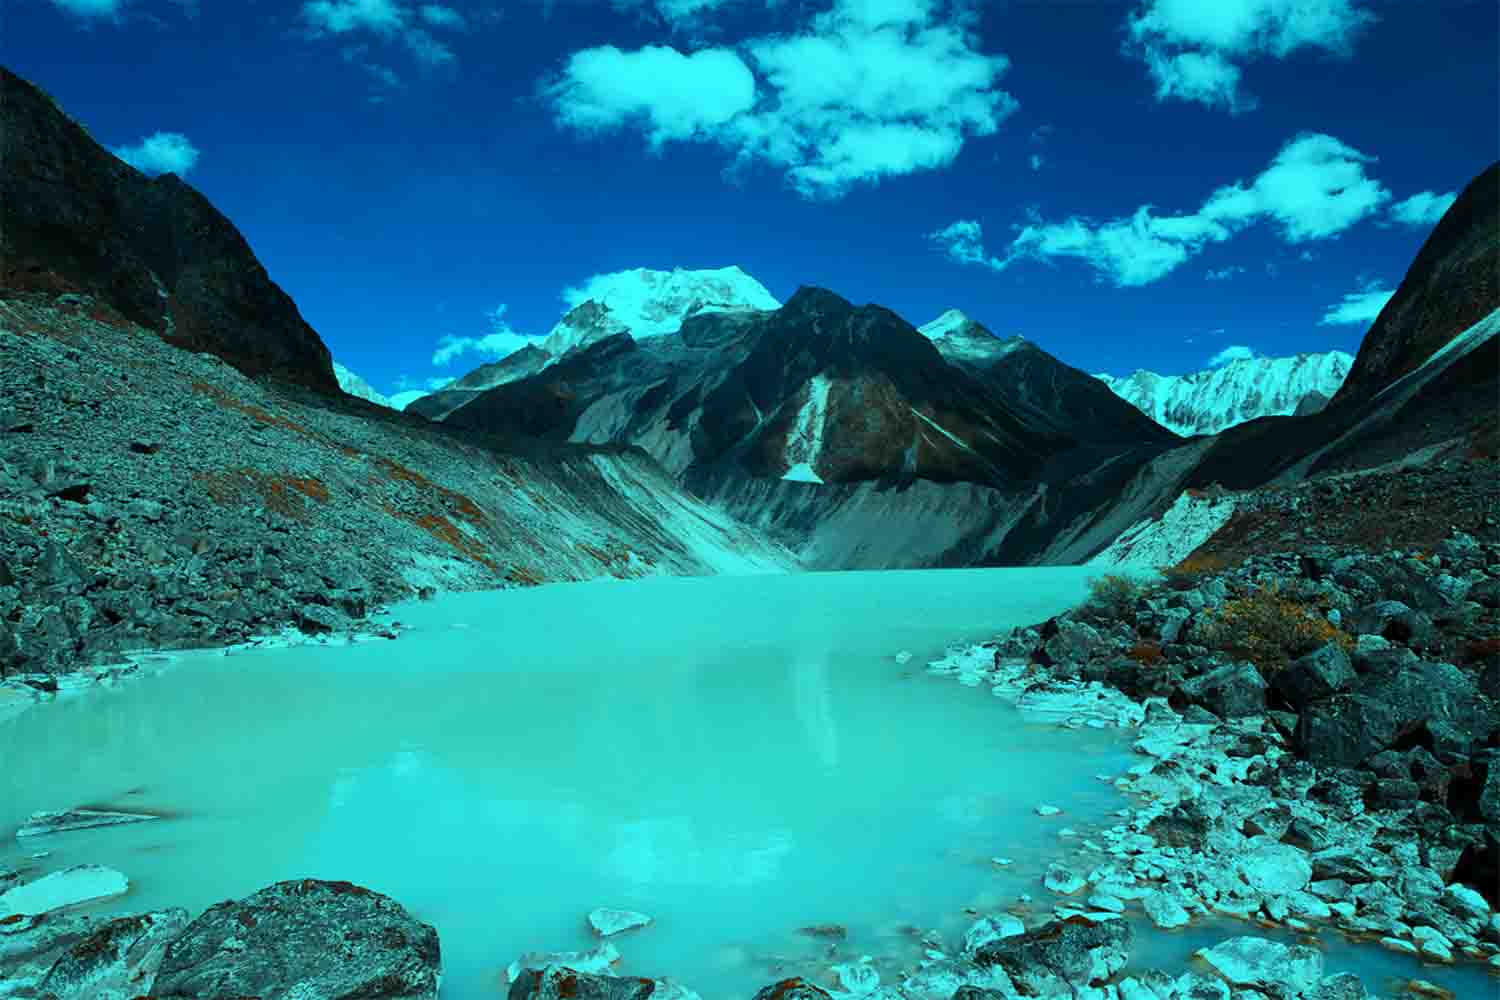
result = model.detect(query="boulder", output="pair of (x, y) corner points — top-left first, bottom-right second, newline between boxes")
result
(150, 879), (440, 1000)
(1194, 936), (1323, 999)
(1271, 643), (1355, 709)
(750, 979), (831, 1000)
(973, 917), (1132, 995)
(34, 908), (190, 1000)
(1178, 661), (1266, 718)
(508, 967), (693, 1000)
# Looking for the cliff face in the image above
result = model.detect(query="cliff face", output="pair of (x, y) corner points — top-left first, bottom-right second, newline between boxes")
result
(0, 66), (337, 392)
(1334, 162), (1499, 407)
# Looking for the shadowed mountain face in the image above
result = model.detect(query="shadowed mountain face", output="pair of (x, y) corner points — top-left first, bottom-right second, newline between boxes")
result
(0, 66), (336, 392)
(1335, 162), (1499, 407)
(445, 285), (1177, 490)
(1185, 161), (1499, 491)
(443, 285), (1184, 567)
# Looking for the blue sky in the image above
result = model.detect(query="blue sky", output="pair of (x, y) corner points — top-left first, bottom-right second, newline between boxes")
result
(14, 0), (1497, 397)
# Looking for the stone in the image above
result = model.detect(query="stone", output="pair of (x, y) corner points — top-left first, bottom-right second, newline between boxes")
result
(0, 865), (129, 916)
(508, 967), (694, 1000)
(960, 914), (1024, 956)
(1304, 972), (1372, 1000)
(34, 908), (190, 1000)
(1179, 661), (1267, 718)
(1234, 843), (1313, 894)
(1271, 642), (1355, 709)
(973, 917), (1133, 995)
(16, 807), (161, 838)
(150, 879), (440, 1000)
(750, 977), (832, 999)
(587, 907), (652, 937)
(1194, 936), (1323, 999)
(1143, 889), (1191, 929)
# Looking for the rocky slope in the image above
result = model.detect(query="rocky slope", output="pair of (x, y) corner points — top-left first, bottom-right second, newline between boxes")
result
(0, 292), (795, 680)
(1094, 351), (1353, 437)
(0, 67), (337, 393)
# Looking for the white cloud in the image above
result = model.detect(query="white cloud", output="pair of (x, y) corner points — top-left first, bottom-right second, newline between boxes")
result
(302, 0), (465, 69)
(1319, 286), (1394, 325)
(111, 132), (200, 175)
(1028, 153), (1044, 171)
(418, 3), (466, 28)
(549, 45), (757, 148)
(1388, 189), (1457, 226)
(1205, 265), (1245, 280)
(1126, 0), (1376, 112)
(1207, 345), (1255, 366)
(928, 220), (1007, 269)
(930, 132), (1389, 287)
(47, 0), (124, 17)
(430, 305), (541, 366)
(547, 0), (1017, 198)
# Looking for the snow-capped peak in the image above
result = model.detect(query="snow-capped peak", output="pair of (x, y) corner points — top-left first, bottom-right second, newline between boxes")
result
(918, 309), (1027, 363)
(1095, 351), (1354, 436)
(918, 308), (971, 341)
(541, 265), (780, 357)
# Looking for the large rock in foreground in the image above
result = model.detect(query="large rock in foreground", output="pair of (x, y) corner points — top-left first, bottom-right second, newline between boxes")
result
(150, 879), (440, 1000)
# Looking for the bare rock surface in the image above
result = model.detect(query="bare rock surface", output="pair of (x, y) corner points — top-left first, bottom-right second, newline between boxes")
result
(149, 879), (440, 1000)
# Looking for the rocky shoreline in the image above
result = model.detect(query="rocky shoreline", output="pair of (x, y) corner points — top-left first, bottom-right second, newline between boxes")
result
(4, 531), (1498, 997)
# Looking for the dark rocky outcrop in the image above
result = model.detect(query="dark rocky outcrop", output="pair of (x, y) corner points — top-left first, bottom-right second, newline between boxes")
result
(0, 66), (337, 392)
(972, 917), (1132, 995)
(150, 879), (440, 999)
(1334, 162), (1499, 407)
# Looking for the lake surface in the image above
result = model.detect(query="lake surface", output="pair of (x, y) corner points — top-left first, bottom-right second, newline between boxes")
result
(4, 567), (1489, 998)
(1, 568), (1138, 996)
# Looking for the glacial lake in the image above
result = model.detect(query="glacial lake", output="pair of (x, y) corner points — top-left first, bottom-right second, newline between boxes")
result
(1, 568), (1494, 998)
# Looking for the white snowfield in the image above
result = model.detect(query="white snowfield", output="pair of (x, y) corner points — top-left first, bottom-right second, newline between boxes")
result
(1095, 351), (1353, 437)
(542, 265), (781, 357)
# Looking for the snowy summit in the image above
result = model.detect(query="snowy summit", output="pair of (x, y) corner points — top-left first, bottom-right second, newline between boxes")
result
(540, 266), (781, 357)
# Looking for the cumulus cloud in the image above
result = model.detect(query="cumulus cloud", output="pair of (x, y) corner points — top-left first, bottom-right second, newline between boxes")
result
(430, 305), (540, 365)
(1320, 285), (1394, 325)
(1126, 0), (1377, 112)
(549, 46), (757, 148)
(930, 132), (1389, 287)
(1205, 265), (1245, 280)
(1388, 189), (1457, 226)
(302, 0), (466, 69)
(1207, 345), (1255, 366)
(111, 132), (200, 176)
(47, 0), (124, 17)
(547, 0), (1017, 198)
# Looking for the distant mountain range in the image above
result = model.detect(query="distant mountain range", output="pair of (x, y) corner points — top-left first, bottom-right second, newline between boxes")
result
(7, 60), (1495, 580)
(1094, 352), (1354, 437)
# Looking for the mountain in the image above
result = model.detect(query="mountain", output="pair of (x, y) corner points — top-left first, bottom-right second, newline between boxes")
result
(408, 267), (780, 422)
(442, 287), (1180, 567)
(332, 362), (394, 408)
(407, 344), (550, 420)
(1334, 162), (1500, 407)
(0, 67), (337, 392)
(1094, 352), (1354, 437)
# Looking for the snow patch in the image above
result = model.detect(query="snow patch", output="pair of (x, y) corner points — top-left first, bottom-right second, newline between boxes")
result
(1088, 492), (1237, 569)
(782, 376), (831, 483)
